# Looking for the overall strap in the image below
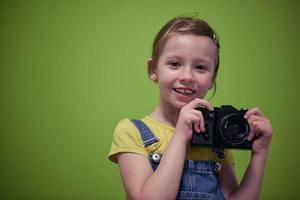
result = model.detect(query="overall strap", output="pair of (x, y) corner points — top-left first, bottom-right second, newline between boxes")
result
(131, 119), (158, 147)
(213, 148), (225, 159)
(131, 119), (160, 171)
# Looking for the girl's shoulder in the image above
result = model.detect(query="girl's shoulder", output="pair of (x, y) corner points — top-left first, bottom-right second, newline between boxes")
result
(108, 118), (148, 163)
(108, 117), (173, 163)
(112, 118), (143, 141)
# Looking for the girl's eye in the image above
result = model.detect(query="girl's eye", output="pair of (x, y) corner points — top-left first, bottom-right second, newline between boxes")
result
(195, 64), (207, 71)
(168, 61), (181, 68)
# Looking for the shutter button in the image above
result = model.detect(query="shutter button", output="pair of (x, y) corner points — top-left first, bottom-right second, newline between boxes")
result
(150, 152), (162, 163)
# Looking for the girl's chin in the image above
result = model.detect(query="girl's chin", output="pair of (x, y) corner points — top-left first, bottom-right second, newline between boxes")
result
(173, 101), (190, 109)
(164, 96), (201, 109)
(173, 97), (205, 109)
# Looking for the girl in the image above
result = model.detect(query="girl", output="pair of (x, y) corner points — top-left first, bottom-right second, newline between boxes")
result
(108, 16), (272, 200)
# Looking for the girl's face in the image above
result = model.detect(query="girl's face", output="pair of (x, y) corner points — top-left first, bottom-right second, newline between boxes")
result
(149, 34), (217, 109)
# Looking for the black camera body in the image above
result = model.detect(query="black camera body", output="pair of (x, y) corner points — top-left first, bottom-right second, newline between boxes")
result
(190, 105), (252, 149)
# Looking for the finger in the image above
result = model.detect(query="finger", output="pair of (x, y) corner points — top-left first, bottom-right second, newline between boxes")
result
(248, 122), (262, 141)
(244, 107), (264, 119)
(248, 119), (272, 141)
(194, 121), (201, 133)
(253, 121), (272, 137)
(247, 130), (255, 141)
(247, 115), (269, 125)
(247, 118), (258, 141)
(191, 110), (205, 132)
(191, 112), (201, 133)
(186, 98), (214, 111)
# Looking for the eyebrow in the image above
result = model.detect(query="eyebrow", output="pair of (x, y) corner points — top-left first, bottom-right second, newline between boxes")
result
(165, 55), (182, 60)
(193, 58), (211, 65)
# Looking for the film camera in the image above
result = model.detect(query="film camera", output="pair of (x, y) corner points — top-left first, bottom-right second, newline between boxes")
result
(190, 105), (252, 149)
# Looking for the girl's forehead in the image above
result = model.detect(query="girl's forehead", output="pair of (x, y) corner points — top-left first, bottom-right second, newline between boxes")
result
(164, 34), (216, 49)
(160, 34), (217, 60)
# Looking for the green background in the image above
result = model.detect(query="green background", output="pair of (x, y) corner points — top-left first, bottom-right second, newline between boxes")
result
(1, 0), (299, 199)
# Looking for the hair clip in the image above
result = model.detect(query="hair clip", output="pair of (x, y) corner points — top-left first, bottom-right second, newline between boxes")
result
(213, 33), (218, 44)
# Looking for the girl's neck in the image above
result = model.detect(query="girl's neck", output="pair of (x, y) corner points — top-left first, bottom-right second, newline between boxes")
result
(149, 101), (180, 128)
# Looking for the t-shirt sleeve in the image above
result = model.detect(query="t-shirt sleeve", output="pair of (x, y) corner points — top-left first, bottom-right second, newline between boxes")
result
(108, 119), (148, 163)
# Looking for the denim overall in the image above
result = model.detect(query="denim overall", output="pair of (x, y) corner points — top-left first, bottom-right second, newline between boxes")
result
(132, 119), (225, 200)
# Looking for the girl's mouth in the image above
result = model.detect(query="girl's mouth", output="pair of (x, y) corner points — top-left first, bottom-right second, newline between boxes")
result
(173, 88), (195, 95)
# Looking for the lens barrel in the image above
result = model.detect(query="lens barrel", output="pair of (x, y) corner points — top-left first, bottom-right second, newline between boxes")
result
(220, 114), (249, 145)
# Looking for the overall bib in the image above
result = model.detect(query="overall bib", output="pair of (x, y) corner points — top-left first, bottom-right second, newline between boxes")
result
(132, 119), (225, 200)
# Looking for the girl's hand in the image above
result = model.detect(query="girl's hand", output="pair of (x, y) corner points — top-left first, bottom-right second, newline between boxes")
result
(174, 98), (214, 143)
(244, 108), (273, 157)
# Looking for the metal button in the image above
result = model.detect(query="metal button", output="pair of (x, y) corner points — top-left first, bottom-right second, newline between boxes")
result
(215, 161), (221, 173)
(150, 152), (162, 163)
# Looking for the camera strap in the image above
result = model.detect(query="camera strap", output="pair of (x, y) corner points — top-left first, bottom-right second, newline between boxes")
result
(212, 148), (225, 159)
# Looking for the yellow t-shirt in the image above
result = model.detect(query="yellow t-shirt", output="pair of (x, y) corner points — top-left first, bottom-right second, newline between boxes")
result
(108, 116), (234, 165)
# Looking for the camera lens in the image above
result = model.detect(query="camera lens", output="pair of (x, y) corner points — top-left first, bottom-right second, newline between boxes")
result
(220, 114), (249, 145)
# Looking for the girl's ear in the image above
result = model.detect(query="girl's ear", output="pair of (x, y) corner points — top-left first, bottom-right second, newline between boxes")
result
(147, 58), (158, 82)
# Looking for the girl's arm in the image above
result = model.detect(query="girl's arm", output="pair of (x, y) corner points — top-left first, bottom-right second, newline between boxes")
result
(117, 99), (213, 200)
(220, 108), (272, 200)
(117, 132), (187, 200)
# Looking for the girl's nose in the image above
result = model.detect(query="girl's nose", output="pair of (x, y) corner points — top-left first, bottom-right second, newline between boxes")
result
(179, 68), (194, 83)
